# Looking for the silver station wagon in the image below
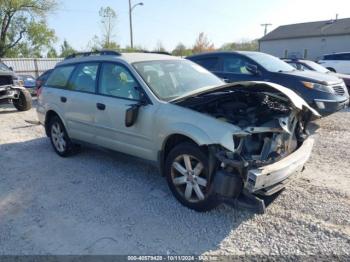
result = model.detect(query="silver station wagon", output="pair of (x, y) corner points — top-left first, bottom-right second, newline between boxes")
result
(37, 50), (319, 212)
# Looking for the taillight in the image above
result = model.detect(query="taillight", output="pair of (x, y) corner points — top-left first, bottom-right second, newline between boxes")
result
(36, 86), (42, 97)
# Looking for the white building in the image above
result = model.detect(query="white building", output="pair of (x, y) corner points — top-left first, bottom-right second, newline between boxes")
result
(259, 18), (350, 61)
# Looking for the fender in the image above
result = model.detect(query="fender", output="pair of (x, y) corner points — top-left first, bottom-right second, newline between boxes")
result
(159, 122), (237, 153)
(44, 105), (68, 136)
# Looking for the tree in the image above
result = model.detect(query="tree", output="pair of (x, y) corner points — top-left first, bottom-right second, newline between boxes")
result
(192, 32), (215, 54)
(153, 41), (166, 53)
(98, 6), (119, 49)
(0, 0), (57, 57)
(47, 46), (58, 58)
(60, 40), (75, 57)
(220, 40), (258, 51)
(172, 42), (192, 57)
(122, 45), (145, 53)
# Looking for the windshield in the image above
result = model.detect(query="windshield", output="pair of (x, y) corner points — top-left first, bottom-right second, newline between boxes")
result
(245, 52), (295, 73)
(303, 60), (330, 73)
(133, 60), (224, 101)
(0, 62), (10, 72)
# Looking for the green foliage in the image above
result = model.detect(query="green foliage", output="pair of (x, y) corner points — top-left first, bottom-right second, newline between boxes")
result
(47, 46), (58, 58)
(60, 40), (76, 58)
(121, 45), (146, 53)
(0, 0), (57, 57)
(220, 40), (259, 51)
(88, 6), (119, 51)
(172, 43), (193, 57)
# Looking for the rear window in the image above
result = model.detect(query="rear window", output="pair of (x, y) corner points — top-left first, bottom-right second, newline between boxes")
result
(324, 53), (350, 60)
(46, 66), (75, 88)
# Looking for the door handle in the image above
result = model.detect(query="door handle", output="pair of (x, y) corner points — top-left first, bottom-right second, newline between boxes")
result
(60, 96), (67, 103)
(96, 103), (106, 110)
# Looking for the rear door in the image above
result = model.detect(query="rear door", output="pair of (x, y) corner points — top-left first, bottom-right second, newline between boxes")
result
(63, 62), (100, 142)
(94, 62), (156, 160)
(44, 65), (76, 129)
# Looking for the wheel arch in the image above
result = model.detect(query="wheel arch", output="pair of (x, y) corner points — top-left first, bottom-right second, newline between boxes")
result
(158, 133), (210, 176)
(44, 110), (66, 137)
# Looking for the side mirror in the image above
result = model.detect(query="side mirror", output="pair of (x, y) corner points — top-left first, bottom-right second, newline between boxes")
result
(125, 104), (140, 127)
(246, 64), (259, 75)
(9, 66), (13, 71)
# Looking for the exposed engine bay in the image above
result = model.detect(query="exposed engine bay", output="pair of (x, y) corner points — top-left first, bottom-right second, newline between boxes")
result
(176, 85), (314, 171)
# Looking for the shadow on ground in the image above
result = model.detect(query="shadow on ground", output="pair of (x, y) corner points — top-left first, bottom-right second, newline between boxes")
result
(0, 138), (257, 255)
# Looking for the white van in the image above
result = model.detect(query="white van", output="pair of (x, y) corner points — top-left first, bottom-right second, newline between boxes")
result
(318, 52), (350, 74)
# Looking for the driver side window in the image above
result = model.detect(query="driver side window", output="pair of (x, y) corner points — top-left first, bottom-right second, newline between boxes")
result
(223, 55), (253, 75)
(98, 63), (140, 100)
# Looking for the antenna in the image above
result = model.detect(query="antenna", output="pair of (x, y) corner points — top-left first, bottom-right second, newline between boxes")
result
(261, 23), (272, 36)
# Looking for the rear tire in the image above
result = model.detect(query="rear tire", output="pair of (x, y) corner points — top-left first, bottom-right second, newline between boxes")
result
(13, 89), (32, 111)
(48, 116), (73, 157)
(165, 142), (219, 212)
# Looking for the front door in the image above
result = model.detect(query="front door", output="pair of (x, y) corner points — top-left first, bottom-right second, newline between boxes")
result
(94, 62), (157, 161)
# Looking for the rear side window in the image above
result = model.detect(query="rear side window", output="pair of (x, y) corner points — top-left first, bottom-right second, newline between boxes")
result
(67, 63), (99, 93)
(193, 57), (220, 71)
(46, 66), (75, 88)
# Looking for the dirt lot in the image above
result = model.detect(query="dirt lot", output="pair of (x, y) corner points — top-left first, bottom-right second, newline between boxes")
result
(0, 100), (350, 256)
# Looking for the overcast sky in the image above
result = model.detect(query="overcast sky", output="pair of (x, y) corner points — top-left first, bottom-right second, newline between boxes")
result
(48, 0), (350, 51)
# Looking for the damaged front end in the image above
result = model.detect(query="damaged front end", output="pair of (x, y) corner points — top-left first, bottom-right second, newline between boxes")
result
(176, 82), (319, 211)
(0, 85), (21, 103)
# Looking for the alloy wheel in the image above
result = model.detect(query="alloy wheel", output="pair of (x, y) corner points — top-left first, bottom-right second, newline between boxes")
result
(51, 122), (66, 153)
(171, 154), (208, 203)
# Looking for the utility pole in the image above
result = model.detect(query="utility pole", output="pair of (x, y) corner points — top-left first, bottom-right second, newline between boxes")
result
(129, 0), (144, 49)
(261, 23), (272, 36)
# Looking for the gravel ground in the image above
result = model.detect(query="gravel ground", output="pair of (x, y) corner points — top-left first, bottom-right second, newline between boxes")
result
(0, 100), (349, 256)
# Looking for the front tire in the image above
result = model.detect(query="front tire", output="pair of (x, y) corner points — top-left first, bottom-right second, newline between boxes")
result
(49, 116), (73, 157)
(165, 142), (219, 212)
(13, 89), (32, 111)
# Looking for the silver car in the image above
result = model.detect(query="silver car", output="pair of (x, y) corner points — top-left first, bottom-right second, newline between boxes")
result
(37, 51), (319, 212)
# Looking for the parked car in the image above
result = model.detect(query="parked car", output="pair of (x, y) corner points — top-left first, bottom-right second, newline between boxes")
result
(37, 51), (319, 212)
(318, 52), (350, 74)
(187, 51), (349, 116)
(283, 58), (350, 93)
(0, 62), (32, 111)
(36, 69), (53, 95)
(18, 74), (36, 94)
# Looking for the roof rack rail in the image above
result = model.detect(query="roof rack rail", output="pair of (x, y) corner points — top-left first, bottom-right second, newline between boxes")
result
(141, 50), (172, 56)
(65, 50), (122, 60)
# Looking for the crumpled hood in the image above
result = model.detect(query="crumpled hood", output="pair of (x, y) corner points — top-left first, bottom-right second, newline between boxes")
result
(180, 81), (320, 118)
(174, 81), (321, 118)
(237, 81), (321, 118)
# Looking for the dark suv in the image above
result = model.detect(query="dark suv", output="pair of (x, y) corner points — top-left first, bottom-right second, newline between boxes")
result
(187, 51), (349, 116)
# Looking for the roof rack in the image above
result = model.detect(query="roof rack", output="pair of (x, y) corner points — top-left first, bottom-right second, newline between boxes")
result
(140, 50), (172, 56)
(65, 50), (122, 60)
